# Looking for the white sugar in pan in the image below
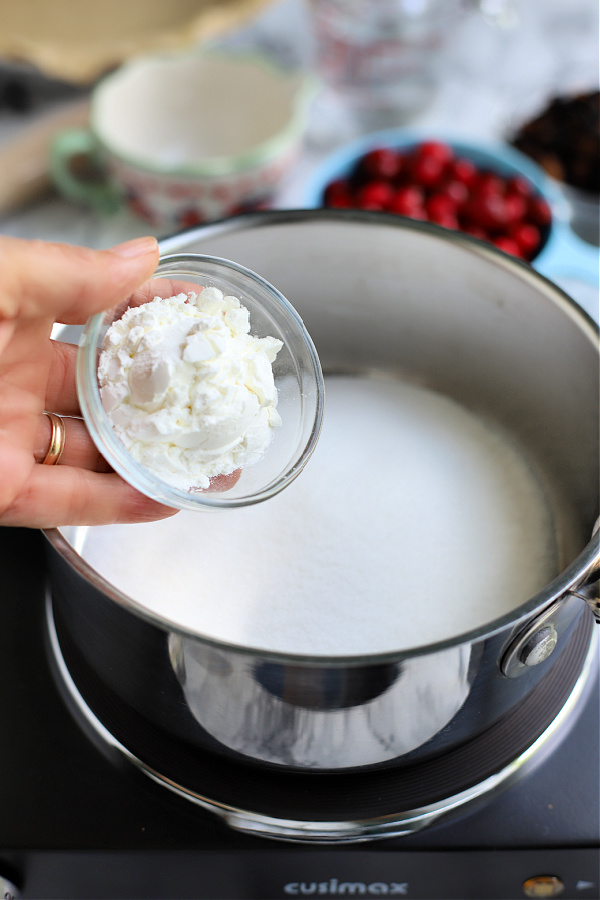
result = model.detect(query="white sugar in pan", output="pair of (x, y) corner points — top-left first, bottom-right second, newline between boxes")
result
(78, 373), (558, 656)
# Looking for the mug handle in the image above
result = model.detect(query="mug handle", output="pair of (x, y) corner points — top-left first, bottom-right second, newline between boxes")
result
(50, 128), (122, 214)
(534, 222), (599, 289)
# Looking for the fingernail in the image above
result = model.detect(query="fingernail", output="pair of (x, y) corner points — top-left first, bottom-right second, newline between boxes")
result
(111, 236), (158, 258)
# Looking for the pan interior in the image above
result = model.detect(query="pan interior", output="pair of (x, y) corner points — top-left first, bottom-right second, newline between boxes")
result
(71, 368), (559, 655)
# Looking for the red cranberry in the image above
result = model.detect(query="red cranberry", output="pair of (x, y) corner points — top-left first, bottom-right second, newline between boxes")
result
(493, 236), (523, 257)
(506, 174), (533, 198)
(464, 192), (507, 231)
(440, 179), (469, 206)
(428, 210), (460, 230)
(411, 154), (446, 189)
(426, 193), (458, 220)
(328, 194), (353, 209)
(356, 180), (394, 209)
(527, 196), (552, 227)
(446, 157), (478, 187)
(416, 140), (454, 165)
(503, 194), (528, 225)
(509, 222), (541, 257)
(361, 147), (403, 180)
(389, 185), (425, 216)
(324, 179), (353, 207)
(406, 206), (428, 221)
(464, 225), (489, 241)
(476, 171), (505, 196)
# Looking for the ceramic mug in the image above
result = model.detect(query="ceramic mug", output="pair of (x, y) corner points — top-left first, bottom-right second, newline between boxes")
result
(50, 50), (314, 228)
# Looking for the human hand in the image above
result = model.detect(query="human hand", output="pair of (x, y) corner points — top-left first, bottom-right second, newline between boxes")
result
(0, 235), (185, 528)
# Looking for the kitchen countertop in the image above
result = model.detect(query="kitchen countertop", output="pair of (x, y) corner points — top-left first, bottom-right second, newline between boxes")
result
(0, 0), (597, 269)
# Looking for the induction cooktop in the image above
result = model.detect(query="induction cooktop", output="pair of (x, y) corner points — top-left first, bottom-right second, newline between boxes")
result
(1, 527), (598, 900)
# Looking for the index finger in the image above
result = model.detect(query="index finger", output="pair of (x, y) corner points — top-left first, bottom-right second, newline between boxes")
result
(0, 236), (159, 325)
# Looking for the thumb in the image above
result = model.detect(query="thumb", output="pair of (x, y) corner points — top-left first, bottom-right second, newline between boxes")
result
(0, 236), (160, 324)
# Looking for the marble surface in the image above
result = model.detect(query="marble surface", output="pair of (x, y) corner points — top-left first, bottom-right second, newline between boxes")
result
(0, 0), (597, 263)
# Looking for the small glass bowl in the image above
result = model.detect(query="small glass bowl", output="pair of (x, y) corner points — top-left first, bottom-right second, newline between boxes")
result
(77, 253), (324, 510)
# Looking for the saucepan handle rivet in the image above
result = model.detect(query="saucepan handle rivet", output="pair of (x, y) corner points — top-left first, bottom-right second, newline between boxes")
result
(519, 625), (558, 667)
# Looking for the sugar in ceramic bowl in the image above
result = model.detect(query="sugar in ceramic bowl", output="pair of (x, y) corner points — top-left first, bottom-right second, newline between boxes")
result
(51, 50), (315, 227)
(301, 129), (599, 288)
(77, 253), (324, 511)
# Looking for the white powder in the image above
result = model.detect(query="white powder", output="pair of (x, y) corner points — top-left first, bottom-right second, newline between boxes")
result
(79, 375), (558, 655)
(98, 288), (282, 490)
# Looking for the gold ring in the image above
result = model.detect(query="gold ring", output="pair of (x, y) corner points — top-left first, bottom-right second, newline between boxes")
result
(42, 412), (66, 466)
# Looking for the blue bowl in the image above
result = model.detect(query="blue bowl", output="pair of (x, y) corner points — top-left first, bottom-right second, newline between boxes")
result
(301, 129), (599, 290)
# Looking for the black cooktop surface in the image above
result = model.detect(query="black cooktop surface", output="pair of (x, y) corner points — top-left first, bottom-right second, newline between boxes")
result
(1, 527), (598, 899)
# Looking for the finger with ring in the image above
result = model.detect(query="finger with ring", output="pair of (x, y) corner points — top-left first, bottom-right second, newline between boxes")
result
(36, 413), (110, 471)
(41, 411), (66, 466)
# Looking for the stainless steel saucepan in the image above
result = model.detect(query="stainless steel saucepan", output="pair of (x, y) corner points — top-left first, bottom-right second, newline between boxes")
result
(45, 210), (599, 839)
